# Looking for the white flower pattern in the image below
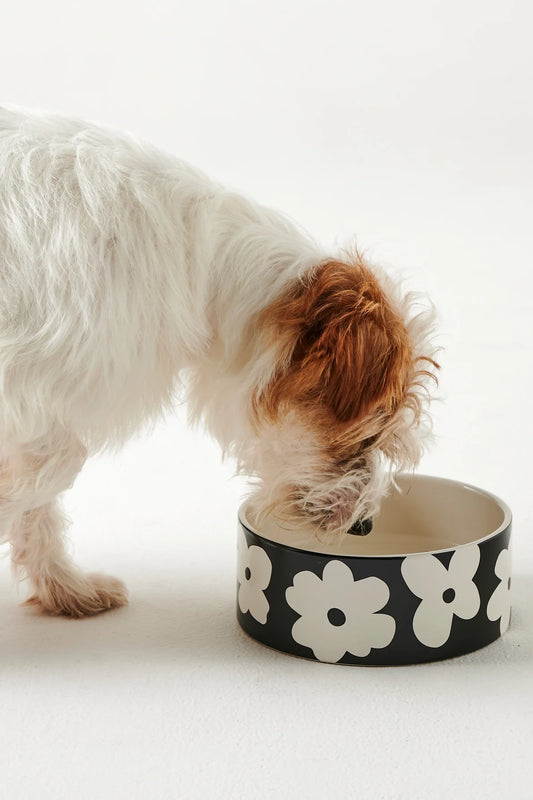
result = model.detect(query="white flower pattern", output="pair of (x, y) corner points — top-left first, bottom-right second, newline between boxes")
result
(285, 560), (396, 663)
(401, 544), (481, 648)
(237, 529), (272, 624)
(487, 548), (512, 635)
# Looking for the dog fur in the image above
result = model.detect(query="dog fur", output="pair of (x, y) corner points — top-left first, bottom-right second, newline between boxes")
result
(0, 106), (438, 617)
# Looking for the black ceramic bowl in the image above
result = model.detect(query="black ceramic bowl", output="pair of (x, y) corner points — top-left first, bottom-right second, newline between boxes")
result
(237, 474), (512, 665)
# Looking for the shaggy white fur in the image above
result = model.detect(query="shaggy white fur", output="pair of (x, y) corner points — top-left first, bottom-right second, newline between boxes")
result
(0, 106), (438, 617)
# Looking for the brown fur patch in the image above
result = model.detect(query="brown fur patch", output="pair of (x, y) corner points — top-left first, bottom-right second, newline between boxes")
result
(255, 258), (418, 426)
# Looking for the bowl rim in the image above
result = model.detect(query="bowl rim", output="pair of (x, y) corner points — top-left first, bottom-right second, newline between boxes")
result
(238, 473), (512, 559)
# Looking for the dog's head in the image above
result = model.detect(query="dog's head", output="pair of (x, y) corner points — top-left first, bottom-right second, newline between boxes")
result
(244, 254), (439, 542)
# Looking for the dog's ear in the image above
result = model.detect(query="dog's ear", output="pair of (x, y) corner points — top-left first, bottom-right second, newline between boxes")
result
(256, 259), (413, 423)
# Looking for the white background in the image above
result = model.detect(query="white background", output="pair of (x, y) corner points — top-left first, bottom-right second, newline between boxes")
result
(1, 1), (532, 797)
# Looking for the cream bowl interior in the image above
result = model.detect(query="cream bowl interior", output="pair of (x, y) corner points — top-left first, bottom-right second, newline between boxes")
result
(241, 474), (511, 557)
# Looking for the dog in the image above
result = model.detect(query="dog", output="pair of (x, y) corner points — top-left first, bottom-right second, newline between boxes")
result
(0, 106), (438, 617)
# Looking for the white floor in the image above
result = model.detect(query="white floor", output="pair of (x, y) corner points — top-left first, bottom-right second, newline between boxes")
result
(1, 1), (532, 797)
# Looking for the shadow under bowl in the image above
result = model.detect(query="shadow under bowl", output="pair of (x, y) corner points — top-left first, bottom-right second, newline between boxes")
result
(237, 474), (512, 665)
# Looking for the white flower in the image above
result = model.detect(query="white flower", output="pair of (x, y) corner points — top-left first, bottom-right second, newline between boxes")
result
(285, 560), (396, 663)
(401, 544), (481, 648)
(237, 529), (272, 624)
(487, 548), (512, 635)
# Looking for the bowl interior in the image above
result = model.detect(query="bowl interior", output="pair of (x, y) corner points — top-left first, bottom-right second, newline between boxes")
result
(241, 474), (511, 557)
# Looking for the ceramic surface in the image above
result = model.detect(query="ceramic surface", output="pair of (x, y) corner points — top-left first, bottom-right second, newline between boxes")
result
(236, 475), (512, 665)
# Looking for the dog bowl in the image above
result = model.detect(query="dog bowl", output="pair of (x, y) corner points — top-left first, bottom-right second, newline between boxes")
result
(237, 474), (512, 665)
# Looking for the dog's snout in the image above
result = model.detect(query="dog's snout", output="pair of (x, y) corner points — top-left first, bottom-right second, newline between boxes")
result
(347, 518), (373, 536)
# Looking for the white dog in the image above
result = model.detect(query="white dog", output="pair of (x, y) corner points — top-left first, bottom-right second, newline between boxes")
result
(0, 106), (438, 617)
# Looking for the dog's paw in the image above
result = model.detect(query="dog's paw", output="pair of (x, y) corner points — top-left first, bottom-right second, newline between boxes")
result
(22, 571), (129, 618)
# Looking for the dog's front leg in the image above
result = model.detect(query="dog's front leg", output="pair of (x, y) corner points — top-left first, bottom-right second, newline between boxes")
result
(3, 428), (128, 617)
